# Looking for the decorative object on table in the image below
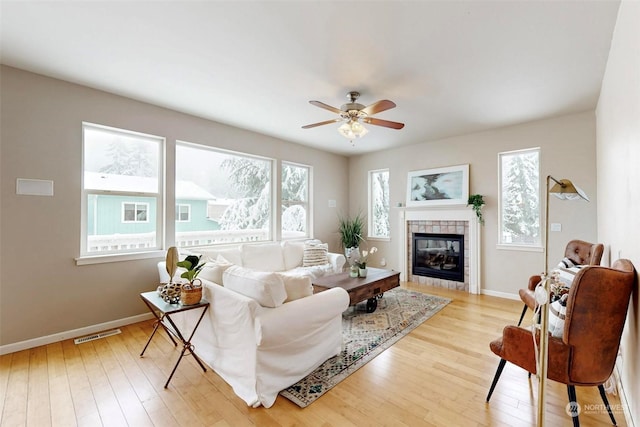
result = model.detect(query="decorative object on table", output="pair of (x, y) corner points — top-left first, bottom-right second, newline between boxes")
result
(355, 246), (378, 277)
(338, 211), (365, 269)
(406, 164), (469, 207)
(496, 175), (589, 427)
(158, 246), (182, 304)
(177, 255), (205, 305)
(467, 194), (485, 225)
(280, 288), (451, 407)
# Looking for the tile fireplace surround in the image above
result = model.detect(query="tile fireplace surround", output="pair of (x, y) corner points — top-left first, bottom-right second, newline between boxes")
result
(399, 209), (481, 294)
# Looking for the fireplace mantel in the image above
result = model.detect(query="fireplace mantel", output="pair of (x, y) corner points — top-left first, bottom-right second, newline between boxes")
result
(398, 208), (481, 294)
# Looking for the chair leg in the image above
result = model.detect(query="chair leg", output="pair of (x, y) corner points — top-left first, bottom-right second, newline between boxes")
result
(567, 385), (580, 427)
(486, 359), (507, 402)
(517, 304), (528, 326)
(598, 384), (617, 426)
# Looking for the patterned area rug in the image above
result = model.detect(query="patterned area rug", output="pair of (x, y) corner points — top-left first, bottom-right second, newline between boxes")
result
(280, 287), (451, 407)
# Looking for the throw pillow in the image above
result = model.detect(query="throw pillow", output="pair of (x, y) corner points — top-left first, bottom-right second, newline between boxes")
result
(549, 294), (568, 338)
(197, 255), (233, 285)
(302, 241), (329, 267)
(223, 265), (287, 308)
(281, 240), (305, 270)
(276, 273), (313, 302)
(241, 243), (286, 272)
(549, 266), (581, 300)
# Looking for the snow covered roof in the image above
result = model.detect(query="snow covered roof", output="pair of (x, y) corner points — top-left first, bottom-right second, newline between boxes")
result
(84, 172), (216, 200)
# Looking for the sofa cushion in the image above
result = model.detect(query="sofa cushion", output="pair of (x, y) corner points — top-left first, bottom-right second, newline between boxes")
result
(276, 272), (313, 302)
(223, 265), (287, 308)
(281, 241), (305, 270)
(302, 241), (329, 267)
(199, 247), (243, 266)
(198, 256), (233, 285)
(242, 243), (286, 272)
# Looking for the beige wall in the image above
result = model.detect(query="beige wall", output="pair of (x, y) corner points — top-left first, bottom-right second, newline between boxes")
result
(348, 111), (598, 296)
(596, 0), (640, 423)
(0, 66), (349, 347)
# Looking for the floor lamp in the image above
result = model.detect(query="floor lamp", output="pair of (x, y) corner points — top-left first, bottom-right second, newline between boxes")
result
(537, 175), (590, 427)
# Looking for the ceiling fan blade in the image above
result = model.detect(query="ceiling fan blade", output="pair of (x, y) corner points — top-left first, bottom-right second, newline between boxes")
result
(361, 100), (396, 116)
(362, 117), (405, 129)
(309, 100), (343, 115)
(301, 118), (342, 129)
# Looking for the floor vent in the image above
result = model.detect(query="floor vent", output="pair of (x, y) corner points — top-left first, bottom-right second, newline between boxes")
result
(74, 328), (121, 344)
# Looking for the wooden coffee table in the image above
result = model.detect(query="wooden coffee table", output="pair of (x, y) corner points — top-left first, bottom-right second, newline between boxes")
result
(312, 267), (400, 312)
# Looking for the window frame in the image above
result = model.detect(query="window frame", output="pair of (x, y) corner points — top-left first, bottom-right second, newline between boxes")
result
(122, 202), (150, 223)
(281, 161), (312, 240)
(497, 147), (542, 251)
(175, 140), (275, 247)
(176, 204), (191, 223)
(79, 122), (165, 260)
(368, 168), (390, 240)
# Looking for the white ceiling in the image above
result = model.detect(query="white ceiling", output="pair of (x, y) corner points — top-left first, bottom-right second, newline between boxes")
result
(0, 1), (620, 156)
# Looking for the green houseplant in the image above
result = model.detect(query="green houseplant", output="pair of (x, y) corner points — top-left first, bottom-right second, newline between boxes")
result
(467, 194), (485, 225)
(338, 212), (365, 249)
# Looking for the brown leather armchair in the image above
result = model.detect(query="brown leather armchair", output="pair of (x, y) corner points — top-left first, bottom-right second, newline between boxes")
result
(486, 259), (636, 426)
(517, 239), (604, 326)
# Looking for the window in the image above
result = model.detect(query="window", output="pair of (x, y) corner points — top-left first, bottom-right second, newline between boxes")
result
(369, 169), (390, 239)
(281, 162), (310, 239)
(499, 148), (541, 247)
(82, 123), (163, 255)
(123, 202), (149, 223)
(176, 142), (273, 246)
(176, 204), (191, 222)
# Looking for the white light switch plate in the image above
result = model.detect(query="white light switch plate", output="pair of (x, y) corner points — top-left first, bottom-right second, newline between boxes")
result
(550, 223), (562, 232)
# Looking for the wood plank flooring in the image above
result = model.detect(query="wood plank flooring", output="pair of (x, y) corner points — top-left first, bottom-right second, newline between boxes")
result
(0, 283), (627, 426)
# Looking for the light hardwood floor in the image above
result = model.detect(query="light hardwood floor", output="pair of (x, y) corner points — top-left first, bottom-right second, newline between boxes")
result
(0, 283), (627, 426)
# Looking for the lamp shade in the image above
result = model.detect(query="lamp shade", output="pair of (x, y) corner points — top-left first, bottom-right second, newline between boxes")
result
(338, 120), (368, 140)
(549, 178), (589, 201)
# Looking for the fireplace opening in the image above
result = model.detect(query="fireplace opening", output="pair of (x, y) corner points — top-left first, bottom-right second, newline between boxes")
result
(412, 232), (464, 282)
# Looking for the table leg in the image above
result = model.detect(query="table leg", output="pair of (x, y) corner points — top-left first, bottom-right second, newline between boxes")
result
(162, 305), (209, 388)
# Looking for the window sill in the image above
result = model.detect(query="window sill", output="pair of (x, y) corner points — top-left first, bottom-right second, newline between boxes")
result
(496, 244), (543, 253)
(75, 250), (165, 266)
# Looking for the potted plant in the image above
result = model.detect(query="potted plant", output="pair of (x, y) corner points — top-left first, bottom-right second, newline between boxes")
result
(355, 246), (378, 277)
(177, 255), (206, 305)
(467, 194), (485, 225)
(338, 212), (365, 274)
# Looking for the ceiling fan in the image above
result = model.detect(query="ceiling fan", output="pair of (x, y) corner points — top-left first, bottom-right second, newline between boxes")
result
(302, 91), (405, 141)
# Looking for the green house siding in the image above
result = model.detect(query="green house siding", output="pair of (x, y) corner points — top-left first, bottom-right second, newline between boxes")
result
(176, 199), (220, 232)
(87, 195), (219, 236)
(87, 194), (157, 236)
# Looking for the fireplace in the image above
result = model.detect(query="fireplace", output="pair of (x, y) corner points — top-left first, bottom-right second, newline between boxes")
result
(400, 209), (480, 294)
(412, 233), (465, 282)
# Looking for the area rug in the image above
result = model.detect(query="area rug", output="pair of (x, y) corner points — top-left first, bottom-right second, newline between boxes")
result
(280, 287), (451, 407)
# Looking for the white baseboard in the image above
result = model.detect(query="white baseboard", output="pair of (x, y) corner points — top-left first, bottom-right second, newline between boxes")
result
(481, 289), (521, 301)
(614, 360), (636, 427)
(0, 312), (154, 355)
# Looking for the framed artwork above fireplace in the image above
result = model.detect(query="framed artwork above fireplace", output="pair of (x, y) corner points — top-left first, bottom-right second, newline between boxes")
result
(406, 164), (469, 207)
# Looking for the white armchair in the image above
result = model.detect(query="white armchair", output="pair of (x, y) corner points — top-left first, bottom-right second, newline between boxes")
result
(171, 277), (349, 408)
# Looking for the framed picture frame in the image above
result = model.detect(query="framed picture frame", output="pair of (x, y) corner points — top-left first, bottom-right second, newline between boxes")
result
(406, 164), (469, 207)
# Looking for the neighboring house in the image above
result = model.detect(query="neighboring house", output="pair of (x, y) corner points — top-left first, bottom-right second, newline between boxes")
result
(84, 172), (229, 249)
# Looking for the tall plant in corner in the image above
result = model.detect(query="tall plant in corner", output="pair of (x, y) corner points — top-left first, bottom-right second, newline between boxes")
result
(468, 194), (485, 225)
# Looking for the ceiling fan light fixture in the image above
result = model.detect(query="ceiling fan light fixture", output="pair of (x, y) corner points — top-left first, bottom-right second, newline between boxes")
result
(338, 120), (368, 140)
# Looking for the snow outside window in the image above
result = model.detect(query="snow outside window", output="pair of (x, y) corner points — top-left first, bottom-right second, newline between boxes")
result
(176, 142), (273, 246)
(369, 169), (390, 239)
(281, 162), (310, 239)
(81, 122), (163, 255)
(499, 148), (541, 247)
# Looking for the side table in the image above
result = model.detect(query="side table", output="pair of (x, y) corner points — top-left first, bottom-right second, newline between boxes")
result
(139, 291), (209, 388)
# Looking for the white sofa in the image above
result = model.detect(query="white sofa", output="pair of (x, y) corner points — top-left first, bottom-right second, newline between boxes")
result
(156, 241), (349, 408)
